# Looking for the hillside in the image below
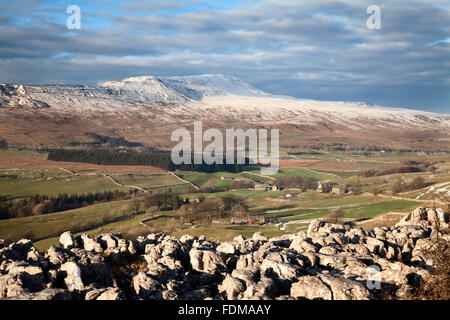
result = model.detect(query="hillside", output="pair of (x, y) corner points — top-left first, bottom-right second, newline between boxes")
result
(0, 75), (448, 150)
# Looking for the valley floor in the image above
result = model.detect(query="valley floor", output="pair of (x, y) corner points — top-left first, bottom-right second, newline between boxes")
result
(0, 150), (448, 252)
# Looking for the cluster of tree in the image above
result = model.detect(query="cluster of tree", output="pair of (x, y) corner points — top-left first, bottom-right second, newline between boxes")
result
(69, 132), (143, 148)
(345, 178), (362, 195)
(273, 176), (318, 191)
(307, 144), (395, 153)
(47, 149), (247, 173)
(402, 160), (438, 172)
(178, 195), (248, 224)
(0, 140), (8, 149)
(357, 165), (424, 178)
(0, 174), (18, 179)
(0, 190), (133, 220)
(392, 176), (427, 194)
(142, 191), (189, 211)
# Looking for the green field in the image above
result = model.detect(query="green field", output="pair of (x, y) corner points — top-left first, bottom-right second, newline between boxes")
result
(0, 168), (69, 179)
(32, 208), (179, 252)
(278, 199), (418, 221)
(0, 149), (447, 252)
(0, 199), (133, 242)
(270, 167), (334, 180)
(177, 171), (257, 189)
(0, 174), (127, 199)
(110, 173), (187, 189)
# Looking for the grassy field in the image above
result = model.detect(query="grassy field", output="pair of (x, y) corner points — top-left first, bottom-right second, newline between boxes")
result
(0, 168), (69, 178)
(243, 166), (334, 180)
(110, 172), (187, 189)
(177, 171), (257, 189)
(0, 199), (133, 242)
(277, 199), (418, 221)
(32, 208), (177, 252)
(0, 149), (447, 251)
(0, 174), (127, 199)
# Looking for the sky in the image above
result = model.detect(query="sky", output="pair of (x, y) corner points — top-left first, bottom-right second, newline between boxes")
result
(0, 0), (449, 113)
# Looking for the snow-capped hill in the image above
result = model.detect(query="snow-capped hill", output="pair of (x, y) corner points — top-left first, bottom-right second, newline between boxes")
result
(100, 76), (187, 102)
(0, 84), (50, 108)
(0, 75), (448, 149)
(159, 74), (271, 100)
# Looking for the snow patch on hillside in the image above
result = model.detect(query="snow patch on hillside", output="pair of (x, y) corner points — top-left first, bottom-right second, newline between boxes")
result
(100, 76), (187, 102)
(159, 74), (271, 100)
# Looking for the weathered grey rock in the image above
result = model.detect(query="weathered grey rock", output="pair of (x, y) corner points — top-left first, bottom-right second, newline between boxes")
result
(189, 249), (226, 274)
(318, 274), (372, 300)
(291, 276), (332, 300)
(289, 233), (307, 253)
(307, 220), (324, 237)
(60, 262), (84, 292)
(319, 246), (339, 255)
(4, 288), (72, 300)
(243, 277), (277, 299)
(77, 234), (97, 252)
(4, 261), (45, 293)
(219, 276), (245, 300)
(0, 274), (25, 299)
(59, 231), (75, 249)
(231, 267), (259, 285)
(179, 234), (197, 246)
(252, 232), (268, 242)
(45, 245), (76, 267)
(365, 237), (386, 255)
(436, 208), (449, 224)
(216, 242), (236, 255)
(133, 272), (160, 299)
(99, 234), (119, 251)
(85, 287), (125, 300)
(411, 207), (427, 223)
(0, 207), (447, 301)
(161, 289), (179, 300)
(346, 244), (371, 256)
(180, 289), (209, 300)
(260, 258), (301, 280)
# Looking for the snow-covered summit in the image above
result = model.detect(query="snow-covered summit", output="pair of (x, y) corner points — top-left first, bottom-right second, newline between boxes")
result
(99, 74), (270, 101)
(100, 76), (187, 102)
(159, 74), (270, 100)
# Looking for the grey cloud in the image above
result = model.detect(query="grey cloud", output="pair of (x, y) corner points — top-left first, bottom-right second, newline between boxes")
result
(0, 0), (448, 113)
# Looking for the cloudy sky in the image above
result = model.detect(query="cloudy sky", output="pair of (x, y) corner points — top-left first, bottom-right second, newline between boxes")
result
(0, 0), (449, 113)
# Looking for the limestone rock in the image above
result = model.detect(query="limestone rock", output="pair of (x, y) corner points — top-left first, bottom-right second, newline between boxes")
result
(59, 231), (75, 249)
(219, 276), (245, 300)
(61, 262), (84, 292)
(216, 242), (236, 255)
(291, 276), (332, 300)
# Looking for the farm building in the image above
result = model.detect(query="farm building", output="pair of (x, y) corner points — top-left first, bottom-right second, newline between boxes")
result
(331, 186), (346, 195)
(254, 183), (273, 191)
(220, 176), (233, 181)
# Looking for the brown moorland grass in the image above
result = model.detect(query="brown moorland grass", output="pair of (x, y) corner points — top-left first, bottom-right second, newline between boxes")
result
(278, 159), (322, 168)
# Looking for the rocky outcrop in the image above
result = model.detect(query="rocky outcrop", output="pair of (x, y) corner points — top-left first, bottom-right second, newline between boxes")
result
(0, 207), (448, 300)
